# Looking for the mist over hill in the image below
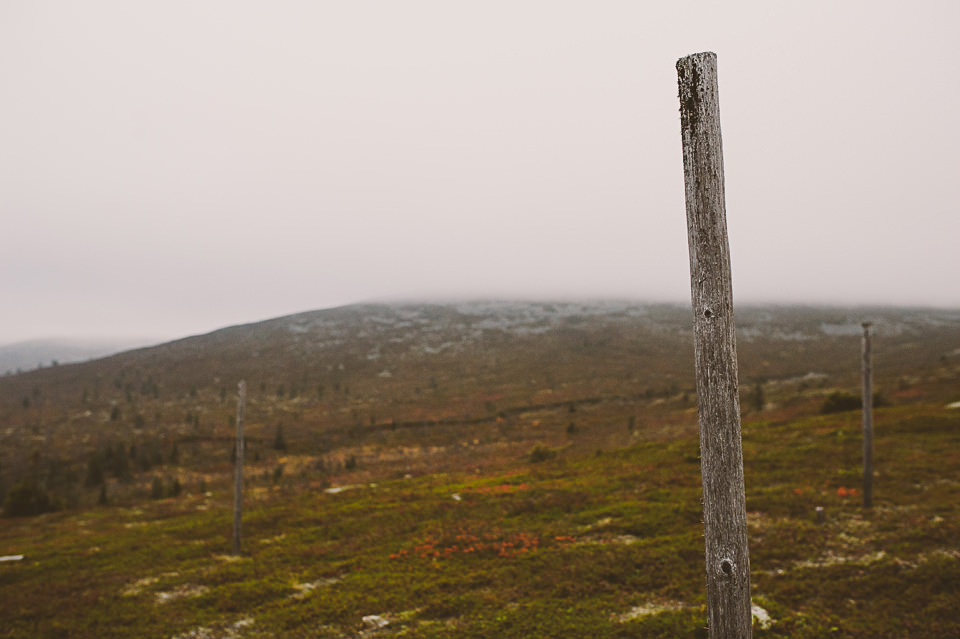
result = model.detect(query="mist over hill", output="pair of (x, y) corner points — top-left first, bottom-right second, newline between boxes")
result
(1, 301), (958, 407)
(0, 337), (160, 376)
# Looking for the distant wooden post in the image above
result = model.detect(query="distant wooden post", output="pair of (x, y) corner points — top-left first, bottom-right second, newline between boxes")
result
(233, 380), (246, 555)
(677, 51), (752, 639)
(861, 323), (874, 509)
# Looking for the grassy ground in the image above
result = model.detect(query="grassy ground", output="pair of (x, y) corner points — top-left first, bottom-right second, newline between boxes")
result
(2, 398), (958, 638)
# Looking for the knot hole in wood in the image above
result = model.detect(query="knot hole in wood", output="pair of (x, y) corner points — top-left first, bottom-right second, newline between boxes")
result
(719, 558), (734, 576)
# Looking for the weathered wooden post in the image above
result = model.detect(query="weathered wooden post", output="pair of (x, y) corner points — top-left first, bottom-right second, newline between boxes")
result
(861, 322), (874, 509)
(233, 380), (246, 555)
(677, 51), (752, 638)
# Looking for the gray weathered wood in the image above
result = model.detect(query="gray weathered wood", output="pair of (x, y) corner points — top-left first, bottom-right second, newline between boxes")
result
(861, 323), (874, 509)
(233, 380), (246, 555)
(677, 51), (752, 639)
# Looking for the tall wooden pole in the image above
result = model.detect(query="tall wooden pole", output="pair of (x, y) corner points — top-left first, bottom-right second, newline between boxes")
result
(233, 380), (246, 556)
(677, 51), (752, 639)
(861, 323), (874, 509)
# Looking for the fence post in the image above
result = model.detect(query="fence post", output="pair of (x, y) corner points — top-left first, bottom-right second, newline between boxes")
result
(861, 323), (874, 509)
(677, 51), (752, 639)
(233, 380), (246, 555)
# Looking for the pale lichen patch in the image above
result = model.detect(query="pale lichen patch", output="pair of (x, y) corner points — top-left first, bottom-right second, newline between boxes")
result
(751, 603), (773, 629)
(290, 577), (341, 599)
(156, 584), (209, 604)
(616, 600), (686, 621)
(169, 618), (254, 639)
(794, 550), (886, 570)
(121, 576), (158, 596)
(213, 553), (247, 563)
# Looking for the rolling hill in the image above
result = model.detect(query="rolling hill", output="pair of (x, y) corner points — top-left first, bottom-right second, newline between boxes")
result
(2, 301), (958, 509)
(1, 301), (959, 637)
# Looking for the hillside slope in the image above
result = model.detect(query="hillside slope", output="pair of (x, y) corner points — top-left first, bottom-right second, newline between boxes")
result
(1, 302), (959, 637)
(1, 302), (958, 511)
(3, 301), (957, 404)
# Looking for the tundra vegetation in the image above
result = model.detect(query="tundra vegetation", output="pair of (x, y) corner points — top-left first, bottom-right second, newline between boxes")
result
(0, 303), (958, 638)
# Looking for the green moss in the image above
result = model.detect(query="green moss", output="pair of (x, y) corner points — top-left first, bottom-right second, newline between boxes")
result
(2, 394), (960, 637)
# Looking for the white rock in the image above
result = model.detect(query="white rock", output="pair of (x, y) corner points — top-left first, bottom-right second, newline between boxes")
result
(362, 615), (389, 630)
(751, 603), (773, 629)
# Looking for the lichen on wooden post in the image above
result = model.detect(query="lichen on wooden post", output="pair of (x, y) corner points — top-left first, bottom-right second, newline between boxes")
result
(233, 380), (246, 556)
(677, 51), (752, 639)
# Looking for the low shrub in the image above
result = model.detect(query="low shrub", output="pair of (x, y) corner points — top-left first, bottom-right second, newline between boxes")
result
(820, 391), (888, 414)
(528, 444), (557, 463)
(2, 479), (61, 517)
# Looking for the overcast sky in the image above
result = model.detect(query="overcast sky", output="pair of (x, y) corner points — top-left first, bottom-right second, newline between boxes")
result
(2, 1), (958, 344)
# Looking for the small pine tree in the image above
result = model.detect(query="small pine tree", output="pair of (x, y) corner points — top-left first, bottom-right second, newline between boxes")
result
(104, 444), (132, 482)
(85, 456), (105, 487)
(752, 381), (765, 412)
(150, 477), (164, 500)
(3, 480), (59, 517)
(272, 424), (287, 452)
(820, 391), (861, 414)
(528, 444), (557, 463)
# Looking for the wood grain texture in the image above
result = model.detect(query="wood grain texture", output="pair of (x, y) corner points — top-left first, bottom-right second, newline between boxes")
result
(677, 51), (752, 639)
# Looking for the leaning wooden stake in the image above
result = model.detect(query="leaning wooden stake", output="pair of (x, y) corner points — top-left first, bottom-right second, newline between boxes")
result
(233, 380), (246, 555)
(677, 51), (752, 639)
(861, 323), (874, 509)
